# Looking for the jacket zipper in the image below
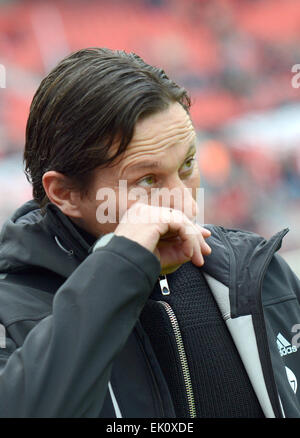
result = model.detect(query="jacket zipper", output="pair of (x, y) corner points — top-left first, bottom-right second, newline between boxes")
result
(218, 227), (289, 418)
(158, 276), (197, 418)
(215, 228), (237, 316)
(252, 229), (289, 418)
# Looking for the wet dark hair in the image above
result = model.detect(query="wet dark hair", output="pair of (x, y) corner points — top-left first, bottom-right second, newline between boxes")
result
(24, 47), (191, 207)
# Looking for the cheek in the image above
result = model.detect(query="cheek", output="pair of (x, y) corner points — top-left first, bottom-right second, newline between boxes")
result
(187, 167), (201, 200)
(193, 167), (201, 186)
(194, 160), (201, 183)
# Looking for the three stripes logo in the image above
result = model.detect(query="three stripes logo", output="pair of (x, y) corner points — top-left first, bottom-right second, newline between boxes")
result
(277, 333), (297, 357)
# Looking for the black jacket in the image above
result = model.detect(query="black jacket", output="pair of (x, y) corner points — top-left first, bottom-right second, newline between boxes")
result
(0, 200), (299, 418)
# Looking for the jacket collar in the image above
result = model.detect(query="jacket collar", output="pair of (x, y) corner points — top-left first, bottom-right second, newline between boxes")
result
(0, 200), (96, 277)
(43, 202), (97, 262)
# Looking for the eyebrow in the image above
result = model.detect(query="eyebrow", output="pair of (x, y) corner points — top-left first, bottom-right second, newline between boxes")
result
(126, 144), (197, 173)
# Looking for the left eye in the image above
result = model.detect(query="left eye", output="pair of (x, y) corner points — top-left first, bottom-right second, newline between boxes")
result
(137, 175), (156, 187)
(181, 156), (195, 173)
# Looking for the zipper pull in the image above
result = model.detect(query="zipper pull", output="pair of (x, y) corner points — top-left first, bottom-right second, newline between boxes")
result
(159, 275), (170, 296)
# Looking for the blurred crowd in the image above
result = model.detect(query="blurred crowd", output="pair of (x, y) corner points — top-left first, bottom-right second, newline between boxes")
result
(198, 140), (300, 240)
(0, 0), (299, 249)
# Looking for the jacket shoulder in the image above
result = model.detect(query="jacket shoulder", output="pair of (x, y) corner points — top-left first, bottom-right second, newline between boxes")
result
(0, 269), (62, 345)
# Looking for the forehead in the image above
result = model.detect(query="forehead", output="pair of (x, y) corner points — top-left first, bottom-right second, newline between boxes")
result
(132, 102), (194, 147)
(117, 103), (196, 174)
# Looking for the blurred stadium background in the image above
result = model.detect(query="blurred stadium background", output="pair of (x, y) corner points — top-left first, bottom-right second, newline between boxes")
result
(0, 0), (299, 275)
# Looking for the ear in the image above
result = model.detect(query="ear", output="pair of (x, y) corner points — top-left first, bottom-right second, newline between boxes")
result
(42, 171), (83, 218)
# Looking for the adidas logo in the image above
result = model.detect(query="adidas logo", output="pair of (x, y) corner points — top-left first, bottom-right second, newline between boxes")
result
(277, 333), (297, 357)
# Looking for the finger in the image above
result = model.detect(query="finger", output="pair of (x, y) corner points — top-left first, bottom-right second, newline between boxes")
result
(159, 209), (207, 264)
(167, 217), (194, 259)
(190, 230), (204, 266)
(173, 219), (204, 265)
(197, 225), (211, 238)
(187, 223), (207, 265)
(170, 214), (204, 263)
(184, 222), (210, 265)
(195, 224), (212, 254)
(182, 220), (211, 256)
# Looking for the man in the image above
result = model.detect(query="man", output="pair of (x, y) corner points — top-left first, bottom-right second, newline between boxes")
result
(0, 48), (300, 418)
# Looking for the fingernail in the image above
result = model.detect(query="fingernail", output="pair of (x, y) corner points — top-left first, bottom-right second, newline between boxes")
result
(205, 243), (211, 253)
